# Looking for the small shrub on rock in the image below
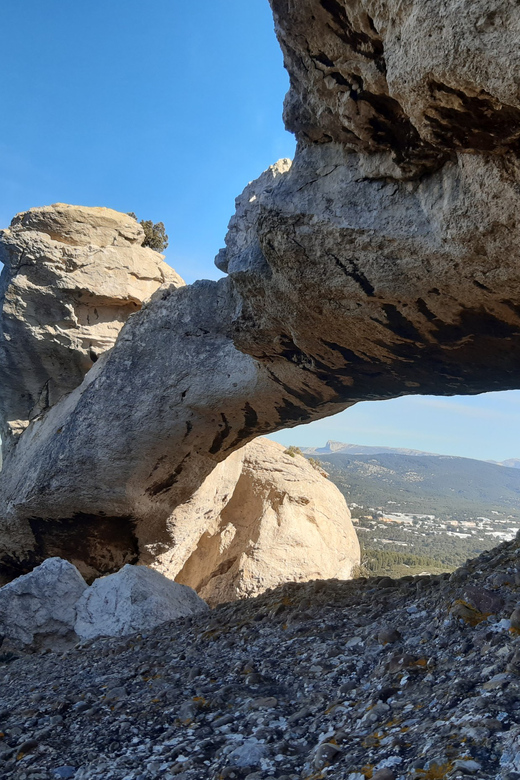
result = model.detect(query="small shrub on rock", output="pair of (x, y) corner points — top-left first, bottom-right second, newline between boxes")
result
(127, 212), (169, 251)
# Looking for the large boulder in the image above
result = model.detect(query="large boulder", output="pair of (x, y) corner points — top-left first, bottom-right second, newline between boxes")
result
(74, 565), (208, 640)
(0, 557), (87, 652)
(149, 438), (360, 606)
(0, 204), (184, 449)
(2, 1), (520, 578)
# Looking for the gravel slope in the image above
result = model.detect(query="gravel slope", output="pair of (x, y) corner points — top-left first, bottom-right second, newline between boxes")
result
(2, 537), (520, 780)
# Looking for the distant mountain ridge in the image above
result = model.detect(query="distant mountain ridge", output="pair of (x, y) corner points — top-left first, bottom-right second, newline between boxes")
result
(305, 446), (520, 574)
(302, 440), (439, 457)
(303, 440), (520, 469)
(303, 447), (520, 525)
(491, 458), (520, 469)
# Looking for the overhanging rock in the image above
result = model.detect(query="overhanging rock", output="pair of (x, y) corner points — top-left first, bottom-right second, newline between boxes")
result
(2, 0), (520, 579)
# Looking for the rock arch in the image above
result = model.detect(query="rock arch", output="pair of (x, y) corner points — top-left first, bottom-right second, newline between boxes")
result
(2, 0), (520, 579)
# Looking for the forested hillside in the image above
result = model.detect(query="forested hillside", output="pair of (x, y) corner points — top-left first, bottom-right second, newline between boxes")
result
(307, 450), (520, 577)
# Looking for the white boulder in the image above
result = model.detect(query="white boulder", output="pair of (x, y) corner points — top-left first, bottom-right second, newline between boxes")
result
(0, 557), (87, 652)
(74, 565), (208, 640)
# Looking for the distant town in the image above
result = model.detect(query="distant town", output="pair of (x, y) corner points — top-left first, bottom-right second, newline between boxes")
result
(303, 442), (520, 577)
(351, 503), (519, 546)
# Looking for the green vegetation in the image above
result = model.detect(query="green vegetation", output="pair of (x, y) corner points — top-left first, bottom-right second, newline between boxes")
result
(360, 546), (450, 578)
(317, 452), (520, 521)
(127, 213), (169, 252)
(302, 450), (519, 578)
(356, 522), (496, 567)
(284, 446), (303, 458)
(285, 446), (327, 476)
(307, 456), (325, 473)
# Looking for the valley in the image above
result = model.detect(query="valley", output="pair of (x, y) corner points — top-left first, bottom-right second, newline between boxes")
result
(305, 444), (520, 578)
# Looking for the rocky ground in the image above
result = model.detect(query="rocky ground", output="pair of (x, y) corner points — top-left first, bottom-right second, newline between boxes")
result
(3, 537), (520, 780)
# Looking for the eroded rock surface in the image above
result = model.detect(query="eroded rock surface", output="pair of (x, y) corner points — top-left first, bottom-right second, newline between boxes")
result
(0, 204), (184, 447)
(149, 438), (359, 606)
(271, 0), (520, 175)
(3, 2), (520, 578)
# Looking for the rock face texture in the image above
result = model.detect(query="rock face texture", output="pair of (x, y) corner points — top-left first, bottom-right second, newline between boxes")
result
(74, 565), (208, 641)
(3, 1), (520, 578)
(150, 438), (359, 606)
(271, 0), (520, 175)
(0, 557), (87, 652)
(0, 204), (184, 448)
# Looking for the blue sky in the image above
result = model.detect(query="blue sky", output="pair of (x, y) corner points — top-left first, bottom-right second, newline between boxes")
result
(1, 0), (519, 462)
(0, 0), (293, 281)
(270, 393), (520, 462)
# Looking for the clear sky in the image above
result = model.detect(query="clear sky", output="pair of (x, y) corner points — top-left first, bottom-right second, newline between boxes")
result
(0, 0), (294, 282)
(1, 0), (519, 463)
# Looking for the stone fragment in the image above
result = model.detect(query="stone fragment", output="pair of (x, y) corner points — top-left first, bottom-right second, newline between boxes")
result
(505, 650), (520, 674)
(452, 759), (482, 774)
(17, 739), (39, 757)
(487, 572), (513, 588)
(104, 687), (128, 701)
(227, 739), (267, 768)
(510, 606), (520, 630)
(177, 700), (199, 725)
(482, 673), (510, 690)
(372, 770), (396, 780)
(52, 767), (77, 779)
(450, 600), (488, 627)
(314, 743), (341, 769)
(377, 578), (396, 589)
(74, 565), (208, 640)
(378, 628), (401, 646)
(248, 697), (278, 710)
(463, 586), (504, 616)
(0, 558), (87, 652)
(386, 654), (428, 674)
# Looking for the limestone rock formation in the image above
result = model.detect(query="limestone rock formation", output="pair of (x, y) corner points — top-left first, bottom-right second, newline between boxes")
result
(74, 565), (208, 641)
(150, 438), (360, 606)
(0, 557), (87, 652)
(3, 1), (520, 579)
(270, 0), (520, 176)
(0, 558), (207, 651)
(0, 204), (184, 448)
